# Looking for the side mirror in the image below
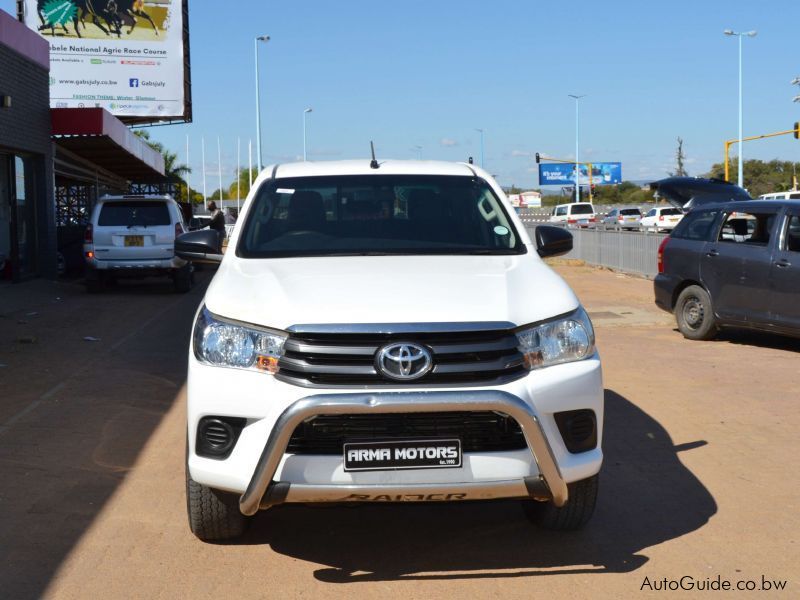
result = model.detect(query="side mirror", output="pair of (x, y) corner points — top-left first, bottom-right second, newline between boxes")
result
(535, 225), (573, 258)
(175, 230), (223, 264)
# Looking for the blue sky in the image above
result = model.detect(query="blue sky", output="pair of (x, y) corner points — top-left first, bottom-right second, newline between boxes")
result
(4, 0), (799, 192)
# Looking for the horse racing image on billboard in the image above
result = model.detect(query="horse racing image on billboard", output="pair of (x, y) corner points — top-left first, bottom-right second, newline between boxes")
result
(21, 0), (189, 122)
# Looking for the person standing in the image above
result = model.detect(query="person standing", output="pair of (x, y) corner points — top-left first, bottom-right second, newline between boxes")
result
(207, 201), (226, 251)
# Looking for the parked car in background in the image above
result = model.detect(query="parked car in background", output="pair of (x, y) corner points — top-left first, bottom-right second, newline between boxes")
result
(758, 191), (800, 201)
(83, 195), (193, 293)
(640, 207), (683, 232)
(601, 207), (642, 230)
(550, 202), (597, 228)
(654, 199), (800, 340)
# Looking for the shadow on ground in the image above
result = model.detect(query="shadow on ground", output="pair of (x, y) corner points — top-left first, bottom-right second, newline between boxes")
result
(0, 274), (208, 599)
(715, 329), (800, 352)
(243, 389), (717, 582)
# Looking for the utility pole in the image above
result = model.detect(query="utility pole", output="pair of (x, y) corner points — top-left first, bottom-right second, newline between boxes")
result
(724, 29), (757, 188)
(568, 94), (586, 202)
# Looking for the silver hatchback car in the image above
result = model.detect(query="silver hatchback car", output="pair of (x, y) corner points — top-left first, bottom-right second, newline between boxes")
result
(601, 207), (642, 230)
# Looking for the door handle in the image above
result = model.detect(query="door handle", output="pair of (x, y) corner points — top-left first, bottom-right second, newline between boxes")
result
(775, 259), (791, 268)
(706, 249), (719, 257)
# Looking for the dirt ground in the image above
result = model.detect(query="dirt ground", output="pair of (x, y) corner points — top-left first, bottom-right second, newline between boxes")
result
(0, 266), (797, 598)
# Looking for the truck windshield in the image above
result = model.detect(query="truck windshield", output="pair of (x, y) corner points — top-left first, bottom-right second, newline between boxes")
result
(237, 175), (526, 258)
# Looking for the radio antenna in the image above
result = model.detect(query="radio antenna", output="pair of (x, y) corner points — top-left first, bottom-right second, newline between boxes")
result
(370, 141), (379, 169)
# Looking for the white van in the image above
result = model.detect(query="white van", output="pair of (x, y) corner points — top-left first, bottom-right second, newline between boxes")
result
(83, 195), (193, 293)
(549, 202), (597, 227)
(758, 191), (800, 201)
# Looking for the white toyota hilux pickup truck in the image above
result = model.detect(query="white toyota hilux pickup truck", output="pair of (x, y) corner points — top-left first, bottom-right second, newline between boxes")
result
(176, 159), (603, 541)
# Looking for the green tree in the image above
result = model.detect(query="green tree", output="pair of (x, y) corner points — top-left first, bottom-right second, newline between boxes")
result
(705, 158), (800, 197)
(226, 167), (258, 201)
(133, 130), (193, 201)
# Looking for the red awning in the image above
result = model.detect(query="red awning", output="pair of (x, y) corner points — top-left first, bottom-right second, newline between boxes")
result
(51, 108), (166, 182)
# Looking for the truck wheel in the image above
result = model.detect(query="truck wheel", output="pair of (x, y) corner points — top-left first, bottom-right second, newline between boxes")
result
(521, 474), (598, 531)
(174, 264), (193, 293)
(675, 285), (718, 340)
(186, 466), (248, 542)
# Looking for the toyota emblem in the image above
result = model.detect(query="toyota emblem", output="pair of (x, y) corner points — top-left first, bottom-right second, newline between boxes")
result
(375, 342), (433, 381)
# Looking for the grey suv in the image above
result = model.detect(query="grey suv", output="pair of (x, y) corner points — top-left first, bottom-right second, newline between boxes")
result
(654, 199), (800, 340)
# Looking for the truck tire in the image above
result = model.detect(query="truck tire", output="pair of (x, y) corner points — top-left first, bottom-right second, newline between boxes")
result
(675, 285), (718, 341)
(186, 465), (248, 542)
(174, 264), (193, 293)
(522, 474), (598, 531)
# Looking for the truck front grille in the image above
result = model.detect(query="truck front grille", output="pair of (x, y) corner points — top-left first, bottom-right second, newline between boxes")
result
(277, 328), (526, 387)
(286, 411), (527, 454)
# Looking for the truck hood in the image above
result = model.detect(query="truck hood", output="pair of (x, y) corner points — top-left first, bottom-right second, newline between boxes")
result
(204, 254), (579, 330)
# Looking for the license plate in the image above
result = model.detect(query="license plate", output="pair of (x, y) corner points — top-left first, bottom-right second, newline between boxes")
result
(578, 219), (589, 225)
(343, 439), (462, 472)
(125, 235), (144, 247)
(625, 217), (635, 221)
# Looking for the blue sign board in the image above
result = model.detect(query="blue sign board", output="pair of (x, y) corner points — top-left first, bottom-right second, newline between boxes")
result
(538, 162), (622, 186)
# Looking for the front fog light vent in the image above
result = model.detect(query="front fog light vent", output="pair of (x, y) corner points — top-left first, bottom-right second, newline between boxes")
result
(196, 417), (246, 460)
(554, 409), (597, 454)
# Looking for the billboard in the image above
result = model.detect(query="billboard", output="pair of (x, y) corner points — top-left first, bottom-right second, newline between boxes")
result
(538, 162), (622, 186)
(21, 0), (191, 123)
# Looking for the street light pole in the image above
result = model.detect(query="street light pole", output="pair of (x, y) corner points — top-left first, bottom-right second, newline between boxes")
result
(724, 29), (756, 188)
(254, 35), (270, 172)
(303, 108), (313, 161)
(568, 94), (586, 202)
(414, 145), (422, 160)
(475, 128), (484, 168)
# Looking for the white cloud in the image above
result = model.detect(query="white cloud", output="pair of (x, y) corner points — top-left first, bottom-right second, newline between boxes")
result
(440, 138), (458, 147)
(511, 150), (530, 157)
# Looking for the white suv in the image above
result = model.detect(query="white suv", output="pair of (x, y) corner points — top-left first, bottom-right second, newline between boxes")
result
(177, 160), (603, 541)
(83, 195), (193, 292)
(549, 202), (597, 227)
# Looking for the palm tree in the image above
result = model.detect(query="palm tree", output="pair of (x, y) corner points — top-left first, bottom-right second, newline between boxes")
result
(133, 129), (192, 199)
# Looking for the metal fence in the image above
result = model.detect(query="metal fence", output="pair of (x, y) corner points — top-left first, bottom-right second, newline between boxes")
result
(525, 225), (667, 278)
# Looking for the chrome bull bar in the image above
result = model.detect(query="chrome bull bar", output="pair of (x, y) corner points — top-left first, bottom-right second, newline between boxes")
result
(239, 391), (568, 516)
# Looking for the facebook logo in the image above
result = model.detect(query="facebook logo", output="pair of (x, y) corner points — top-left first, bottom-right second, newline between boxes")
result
(129, 78), (139, 88)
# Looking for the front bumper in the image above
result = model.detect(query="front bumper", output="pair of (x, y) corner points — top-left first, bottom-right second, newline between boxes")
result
(187, 352), (604, 516)
(238, 390), (568, 516)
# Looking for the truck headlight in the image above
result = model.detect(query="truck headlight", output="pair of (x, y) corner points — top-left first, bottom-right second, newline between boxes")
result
(193, 306), (286, 374)
(516, 307), (595, 370)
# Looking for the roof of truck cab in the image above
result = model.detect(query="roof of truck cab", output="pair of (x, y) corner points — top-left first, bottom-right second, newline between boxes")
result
(268, 159), (480, 179)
